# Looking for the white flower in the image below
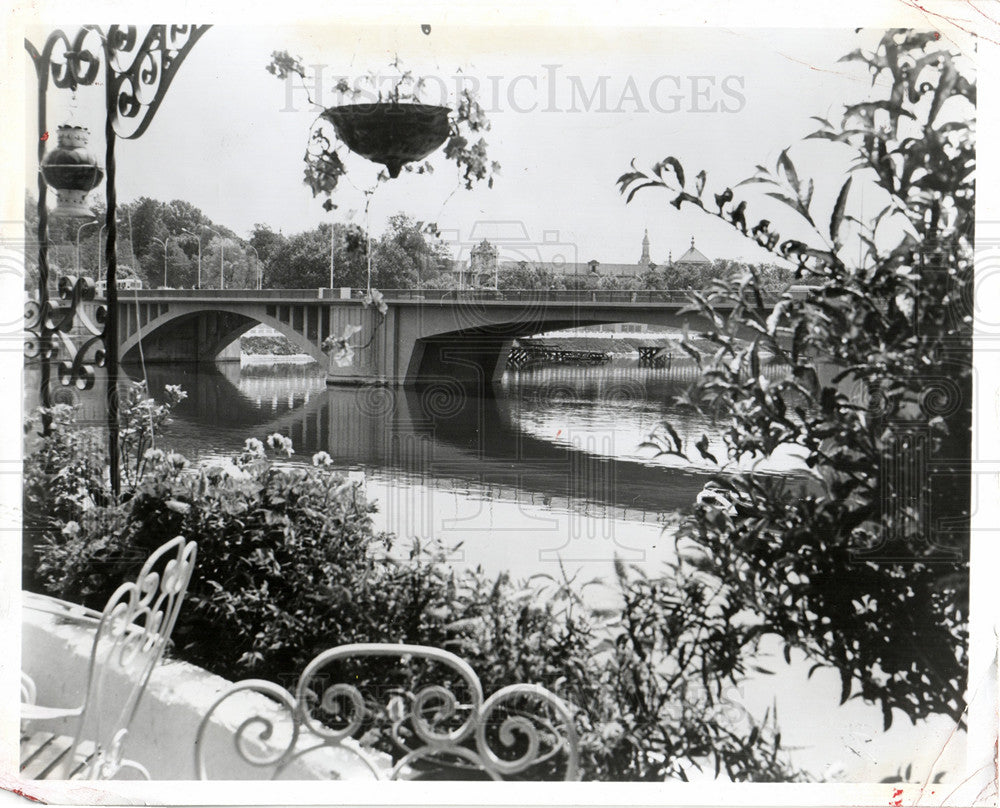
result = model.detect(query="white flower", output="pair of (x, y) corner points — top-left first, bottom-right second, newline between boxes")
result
(266, 433), (294, 457)
(143, 448), (166, 464)
(332, 342), (355, 367)
(61, 520), (80, 537)
(164, 384), (188, 402)
(312, 451), (333, 467)
(364, 288), (388, 315)
(243, 438), (265, 457)
(165, 451), (189, 469)
(322, 324), (362, 352)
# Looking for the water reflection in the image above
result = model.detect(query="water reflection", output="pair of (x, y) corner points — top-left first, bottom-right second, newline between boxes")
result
(142, 361), (733, 522)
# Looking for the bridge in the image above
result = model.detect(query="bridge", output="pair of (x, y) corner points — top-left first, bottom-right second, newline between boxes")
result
(112, 287), (777, 392)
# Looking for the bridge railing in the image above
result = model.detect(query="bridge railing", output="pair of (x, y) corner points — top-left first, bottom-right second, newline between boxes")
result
(120, 288), (788, 305)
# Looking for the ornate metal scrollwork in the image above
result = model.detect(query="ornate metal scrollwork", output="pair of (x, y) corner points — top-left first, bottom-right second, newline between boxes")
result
(24, 275), (107, 391)
(195, 643), (580, 781)
(27, 25), (211, 140)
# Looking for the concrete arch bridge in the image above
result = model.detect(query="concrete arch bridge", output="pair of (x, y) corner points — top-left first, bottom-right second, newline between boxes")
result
(116, 288), (782, 393)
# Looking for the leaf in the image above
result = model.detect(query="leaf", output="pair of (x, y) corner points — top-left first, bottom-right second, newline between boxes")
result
(777, 148), (800, 195)
(766, 300), (787, 335)
(881, 698), (893, 731)
(695, 170), (707, 197)
(654, 156), (685, 188)
(765, 191), (804, 214)
(662, 421), (684, 453)
(625, 181), (663, 204)
(735, 176), (778, 187)
(838, 48), (867, 64)
(695, 434), (718, 464)
(839, 668), (852, 704)
(830, 176), (852, 246)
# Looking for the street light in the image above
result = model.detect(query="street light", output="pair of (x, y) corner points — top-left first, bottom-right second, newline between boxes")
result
(181, 228), (202, 288)
(246, 244), (260, 290)
(97, 223), (106, 282)
(203, 226), (224, 289)
(76, 218), (98, 272)
(330, 223), (337, 289)
(151, 235), (173, 287)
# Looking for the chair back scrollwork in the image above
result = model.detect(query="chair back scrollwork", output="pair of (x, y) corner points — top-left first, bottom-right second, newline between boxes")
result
(195, 643), (579, 781)
(70, 535), (197, 779)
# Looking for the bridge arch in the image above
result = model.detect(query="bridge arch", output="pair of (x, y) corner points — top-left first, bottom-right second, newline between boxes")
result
(119, 301), (328, 365)
(402, 308), (720, 390)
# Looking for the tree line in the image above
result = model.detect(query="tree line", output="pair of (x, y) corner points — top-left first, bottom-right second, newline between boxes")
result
(24, 193), (792, 293)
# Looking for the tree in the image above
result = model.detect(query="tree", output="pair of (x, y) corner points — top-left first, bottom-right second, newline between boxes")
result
(370, 214), (453, 289)
(618, 29), (973, 727)
(263, 223), (367, 289)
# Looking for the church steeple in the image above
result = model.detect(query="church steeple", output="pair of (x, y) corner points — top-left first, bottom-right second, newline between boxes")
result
(639, 229), (651, 267)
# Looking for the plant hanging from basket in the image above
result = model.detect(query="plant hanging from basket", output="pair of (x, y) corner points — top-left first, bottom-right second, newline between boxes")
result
(267, 52), (499, 210)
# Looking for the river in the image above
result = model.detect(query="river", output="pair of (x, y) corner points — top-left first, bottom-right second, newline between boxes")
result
(135, 357), (798, 596)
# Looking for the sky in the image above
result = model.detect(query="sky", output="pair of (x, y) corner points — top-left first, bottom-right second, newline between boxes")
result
(21, 24), (948, 265)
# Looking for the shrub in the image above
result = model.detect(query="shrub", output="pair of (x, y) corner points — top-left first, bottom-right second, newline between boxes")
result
(617, 29), (972, 726)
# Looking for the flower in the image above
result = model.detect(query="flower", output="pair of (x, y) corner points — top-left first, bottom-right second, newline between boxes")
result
(164, 384), (188, 402)
(266, 433), (295, 457)
(143, 448), (166, 464)
(322, 324), (363, 367)
(61, 520), (80, 537)
(243, 438), (265, 457)
(165, 451), (189, 469)
(364, 288), (388, 315)
(312, 451), (333, 467)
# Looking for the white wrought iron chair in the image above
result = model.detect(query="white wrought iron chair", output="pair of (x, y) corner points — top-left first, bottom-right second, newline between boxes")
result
(195, 643), (579, 781)
(20, 535), (198, 780)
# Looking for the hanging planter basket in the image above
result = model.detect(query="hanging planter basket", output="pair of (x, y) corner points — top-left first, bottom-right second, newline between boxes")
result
(40, 125), (104, 217)
(320, 103), (452, 178)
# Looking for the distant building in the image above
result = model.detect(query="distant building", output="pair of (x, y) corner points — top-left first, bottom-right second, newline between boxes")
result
(451, 231), (712, 286)
(639, 229), (652, 269)
(467, 239), (499, 287)
(671, 237), (712, 270)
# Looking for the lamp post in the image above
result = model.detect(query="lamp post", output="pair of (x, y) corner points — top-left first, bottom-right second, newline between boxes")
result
(76, 218), (97, 272)
(97, 223), (107, 283)
(95, 218), (127, 285)
(151, 235), (173, 287)
(330, 224), (337, 293)
(180, 228), (202, 288)
(246, 244), (260, 290)
(204, 226), (223, 289)
(25, 24), (209, 496)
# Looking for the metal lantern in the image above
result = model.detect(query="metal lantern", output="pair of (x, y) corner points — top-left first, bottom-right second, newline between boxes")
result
(321, 103), (452, 178)
(40, 125), (104, 217)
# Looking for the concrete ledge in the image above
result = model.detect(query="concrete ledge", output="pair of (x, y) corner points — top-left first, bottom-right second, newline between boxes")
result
(21, 593), (386, 780)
